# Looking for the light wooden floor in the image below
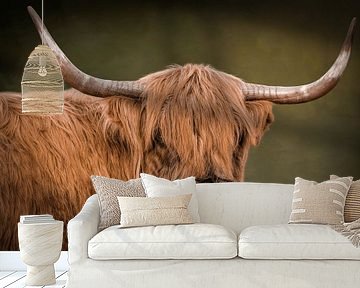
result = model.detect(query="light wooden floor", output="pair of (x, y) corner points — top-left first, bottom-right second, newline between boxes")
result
(0, 271), (67, 288)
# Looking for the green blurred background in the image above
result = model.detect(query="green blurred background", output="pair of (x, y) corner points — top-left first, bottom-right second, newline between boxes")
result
(0, 0), (359, 183)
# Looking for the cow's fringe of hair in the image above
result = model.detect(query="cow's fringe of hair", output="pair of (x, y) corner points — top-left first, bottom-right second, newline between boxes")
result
(139, 64), (273, 180)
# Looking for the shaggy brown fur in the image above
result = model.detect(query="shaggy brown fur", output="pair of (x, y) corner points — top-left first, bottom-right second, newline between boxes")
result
(0, 64), (273, 250)
(140, 65), (273, 180)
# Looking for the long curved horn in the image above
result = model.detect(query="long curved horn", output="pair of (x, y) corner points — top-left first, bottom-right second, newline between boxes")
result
(27, 6), (144, 99)
(242, 18), (356, 104)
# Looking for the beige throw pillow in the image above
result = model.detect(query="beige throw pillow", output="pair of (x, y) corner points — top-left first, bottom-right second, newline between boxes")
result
(117, 194), (193, 228)
(330, 175), (360, 223)
(91, 176), (146, 229)
(289, 177), (352, 225)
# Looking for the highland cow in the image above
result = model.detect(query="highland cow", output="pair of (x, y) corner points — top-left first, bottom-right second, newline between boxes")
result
(0, 8), (355, 250)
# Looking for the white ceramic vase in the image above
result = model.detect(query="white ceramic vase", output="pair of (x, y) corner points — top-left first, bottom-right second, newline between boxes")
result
(18, 221), (63, 286)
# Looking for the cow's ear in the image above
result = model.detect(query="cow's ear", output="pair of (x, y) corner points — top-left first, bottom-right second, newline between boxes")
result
(245, 101), (274, 146)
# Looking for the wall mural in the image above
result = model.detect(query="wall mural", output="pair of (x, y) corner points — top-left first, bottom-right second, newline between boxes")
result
(0, 2), (358, 251)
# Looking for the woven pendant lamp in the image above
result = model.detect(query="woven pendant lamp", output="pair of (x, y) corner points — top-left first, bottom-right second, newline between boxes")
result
(21, 0), (64, 114)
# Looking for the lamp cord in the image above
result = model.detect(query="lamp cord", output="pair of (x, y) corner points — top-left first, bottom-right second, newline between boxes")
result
(41, 0), (44, 45)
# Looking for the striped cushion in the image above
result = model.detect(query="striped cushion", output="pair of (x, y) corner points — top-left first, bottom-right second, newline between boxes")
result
(331, 175), (360, 223)
(289, 177), (352, 225)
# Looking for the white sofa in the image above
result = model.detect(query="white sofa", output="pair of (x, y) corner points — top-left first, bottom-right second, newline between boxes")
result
(66, 182), (360, 288)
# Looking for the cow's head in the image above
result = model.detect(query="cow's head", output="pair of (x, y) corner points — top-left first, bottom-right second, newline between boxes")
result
(27, 7), (356, 181)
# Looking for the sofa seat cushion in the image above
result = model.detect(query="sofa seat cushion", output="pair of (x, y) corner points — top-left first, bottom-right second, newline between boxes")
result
(89, 223), (237, 260)
(238, 224), (360, 260)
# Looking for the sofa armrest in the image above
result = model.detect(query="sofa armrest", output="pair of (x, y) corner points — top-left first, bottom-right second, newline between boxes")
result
(68, 194), (100, 264)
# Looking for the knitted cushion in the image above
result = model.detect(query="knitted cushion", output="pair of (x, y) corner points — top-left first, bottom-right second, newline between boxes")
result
(91, 176), (145, 229)
(330, 175), (360, 222)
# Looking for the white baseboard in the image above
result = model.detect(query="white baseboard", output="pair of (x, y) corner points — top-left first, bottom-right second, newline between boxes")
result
(0, 251), (69, 270)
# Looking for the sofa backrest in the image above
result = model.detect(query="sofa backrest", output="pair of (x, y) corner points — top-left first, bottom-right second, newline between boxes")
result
(196, 182), (294, 233)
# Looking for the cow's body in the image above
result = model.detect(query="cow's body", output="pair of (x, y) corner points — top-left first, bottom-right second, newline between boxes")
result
(0, 64), (273, 250)
(1, 91), (132, 250)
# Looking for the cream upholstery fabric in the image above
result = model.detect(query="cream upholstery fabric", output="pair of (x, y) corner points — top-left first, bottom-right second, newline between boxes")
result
(88, 223), (237, 259)
(238, 224), (360, 259)
(330, 175), (360, 222)
(68, 258), (360, 288)
(117, 194), (193, 227)
(90, 176), (145, 229)
(289, 177), (352, 224)
(196, 182), (294, 233)
(140, 173), (200, 222)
